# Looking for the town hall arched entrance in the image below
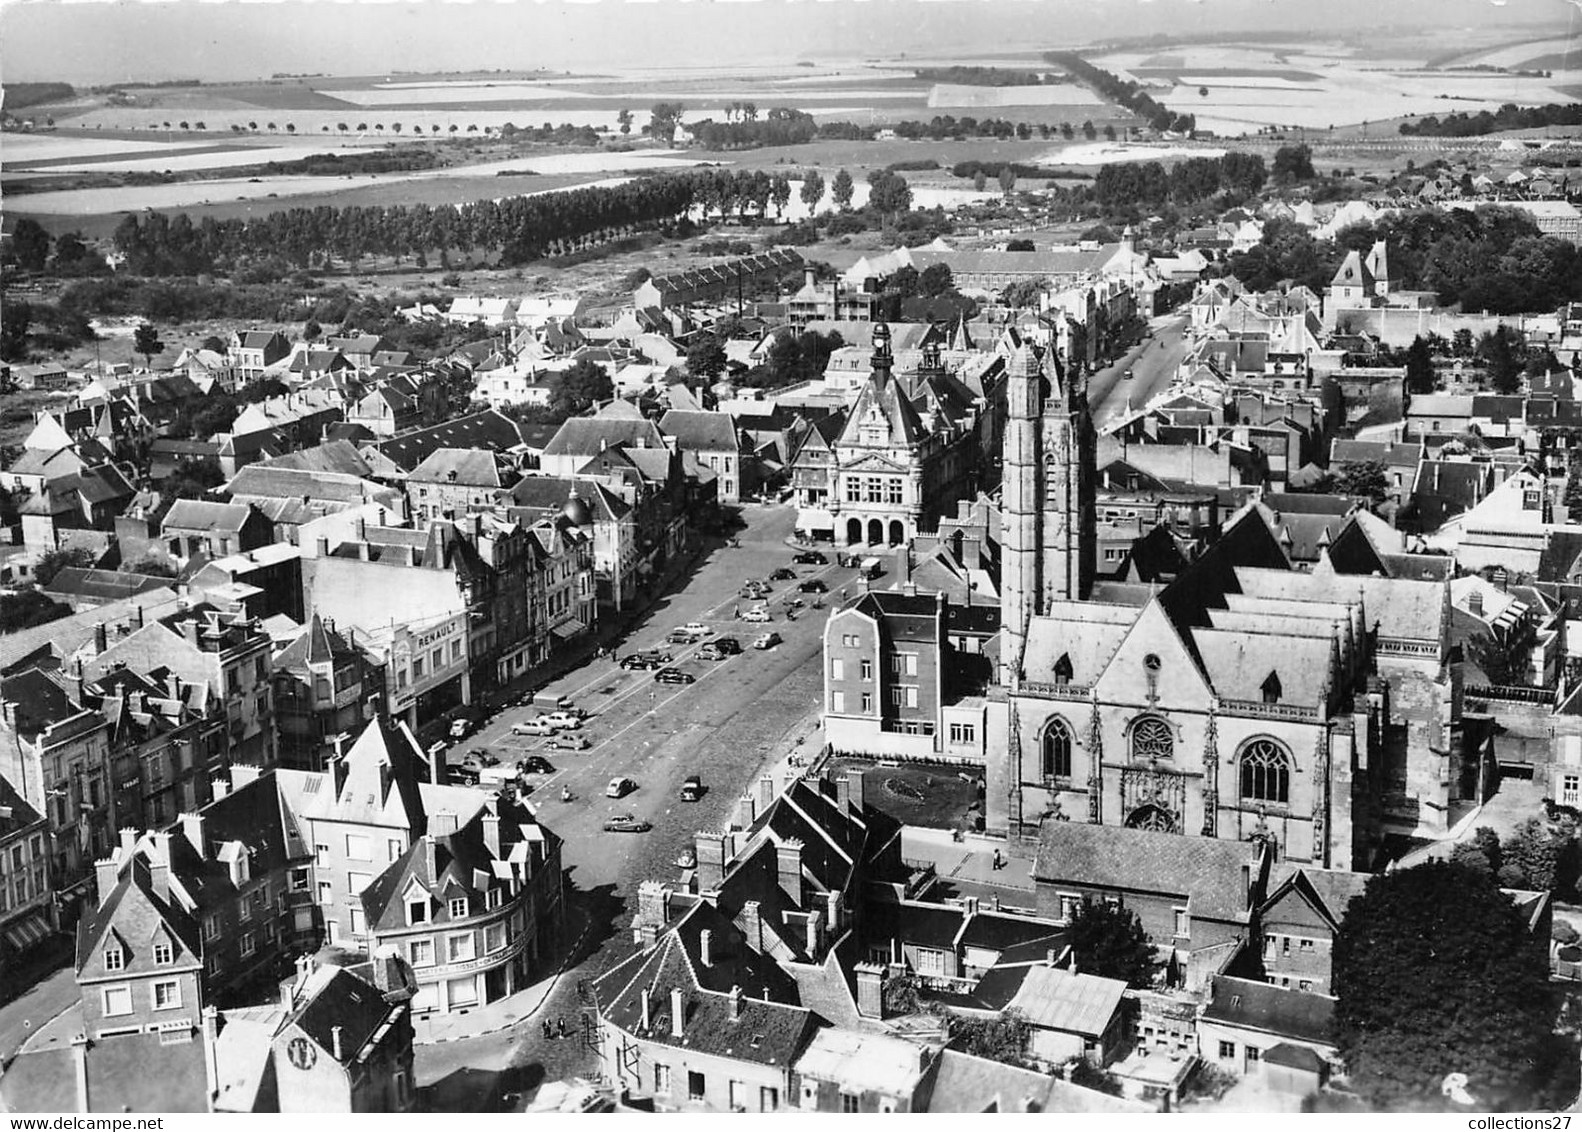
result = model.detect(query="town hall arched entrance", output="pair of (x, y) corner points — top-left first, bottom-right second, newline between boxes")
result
(867, 518), (884, 545)
(846, 518), (862, 546)
(889, 520), (905, 546)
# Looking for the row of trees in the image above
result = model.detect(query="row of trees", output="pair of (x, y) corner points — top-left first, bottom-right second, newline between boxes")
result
(685, 108), (819, 150)
(1093, 152), (1269, 209)
(1400, 100), (1582, 137)
(1044, 51), (1196, 133)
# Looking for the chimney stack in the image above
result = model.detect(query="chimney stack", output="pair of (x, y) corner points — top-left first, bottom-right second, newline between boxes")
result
(729, 985), (744, 1023)
(854, 963), (886, 1019)
(94, 857), (121, 907)
(331, 1025), (344, 1062)
(640, 989), (652, 1031)
(180, 813), (205, 857)
(742, 901), (764, 952)
(669, 987), (685, 1038)
(776, 839), (804, 906)
(699, 929), (713, 968)
(94, 622), (107, 654)
(482, 811), (500, 858)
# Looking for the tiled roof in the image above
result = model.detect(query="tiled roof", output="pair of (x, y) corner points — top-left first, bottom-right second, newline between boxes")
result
(1005, 965), (1126, 1037)
(286, 966), (397, 1064)
(1034, 822), (1262, 923)
(1201, 975), (1336, 1047)
(43, 567), (173, 604)
(541, 416), (666, 458)
(161, 499), (254, 535)
(658, 409), (740, 453)
(368, 410), (527, 473)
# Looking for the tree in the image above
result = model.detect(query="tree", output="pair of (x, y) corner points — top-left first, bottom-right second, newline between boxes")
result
(888, 265), (921, 298)
(1272, 143), (1316, 183)
(686, 333), (727, 382)
(10, 218), (51, 271)
(0, 591), (71, 633)
(831, 168), (855, 210)
(973, 171), (988, 192)
(1060, 121), (1074, 139)
(1067, 900), (1155, 987)
(132, 322), (165, 369)
(1199, 85), (1209, 97)
(1102, 123), (1116, 141)
(799, 170), (824, 213)
(33, 546), (97, 588)
(1499, 815), (1578, 894)
(866, 170), (912, 221)
(1405, 334), (1436, 395)
(1479, 326), (1523, 395)
(1466, 625), (1536, 687)
(1450, 826), (1503, 876)
(919, 262), (954, 298)
(1081, 119), (1097, 140)
(303, 319), (322, 342)
(946, 1009), (1032, 1068)
(617, 108), (633, 135)
(551, 357), (613, 419)
(1005, 238), (1035, 252)
(997, 166), (1017, 196)
(1331, 459), (1390, 503)
(1, 300), (30, 362)
(1333, 862), (1557, 1109)
(649, 102), (685, 144)
(123, 555), (178, 578)
(1000, 279), (1047, 311)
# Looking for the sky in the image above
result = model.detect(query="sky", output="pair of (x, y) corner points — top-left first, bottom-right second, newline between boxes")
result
(0, 0), (1569, 85)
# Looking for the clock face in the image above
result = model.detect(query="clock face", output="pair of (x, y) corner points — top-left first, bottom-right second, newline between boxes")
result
(286, 1036), (317, 1071)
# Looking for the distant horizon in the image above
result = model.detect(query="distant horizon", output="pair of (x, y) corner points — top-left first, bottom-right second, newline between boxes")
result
(0, 0), (1571, 87)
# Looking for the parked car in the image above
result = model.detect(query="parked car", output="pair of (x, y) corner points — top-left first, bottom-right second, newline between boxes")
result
(699, 637), (742, 661)
(511, 718), (556, 736)
(667, 628), (697, 645)
(793, 550), (828, 565)
(680, 622), (711, 637)
(517, 755), (555, 775)
(740, 583), (770, 598)
(769, 567), (797, 582)
(742, 607), (772, 623)
(620, 652), (671, 670)
(606, 776), (637, 799)
(465, 748), (500, 767)
(542, 711), (583, 730)
(798, 579), (828, 593)
(603, 814), (652, 833)
(446, 764), (481, 786)
(680, 774), (704, 802)
(654, 667), (696, 685)
(448, 718), (474, 740)
(752, 632), (782, 650)
(547, 733), (591, 751)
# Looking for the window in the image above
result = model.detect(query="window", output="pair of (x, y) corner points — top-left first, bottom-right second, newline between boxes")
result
(409, 939), (434, 967)
(153, 980), (181, 1010)
(431, 648), (443, 672)
(1240, 739), (1291, 804)
(288, 867), (310, 893)
(949, 723), (976, 744)
(1218, 1040), (1236, 1060)
(1058, 894), (1080, 922)
(203, 916), (220, 942)
(447, 933), (476, 963)
(831, 659), (845, 681)
(905, 686), (917, 708)
(905, 653), (917, 676)
(845, 479), (861, 503)
(1565, 775), (1581, 806)
(408, 898), (428, 925)
(102, 985), (133, 1017)
(687, 1071), (706, 1102)
(759, 1086), (779, 1112)
(1299, 979), (1313, 992)
(348, 872), (371, 895)
(654, 1064), (671, 1095)
(103, 945), (124, 971)
(345, 834), (371, 859)
(914, 948), (948, 976)
(886, 478), (903, 504)
(1131, 716), (1173, 761)
(449, 897), (468, 920)
(841, 1093), (861, 1113)
(1173, 908), (1189, 938)
(486, 887), (503, 910)
(1282, 936), (1291, 956)
(842, 634), (858, 648)
(832, 692), (846, 713)
(861, 693), (873, 712)
(485, 922), (507, 953)
(317, 881), (333, 905)
(1042, 718), (1073, 779)
(154, 942), (173, 965)
(388, 839), (404, 862)
(412, 658), (425, 680)
(315, 843), (330, 867)
(1299, 938), (1314, 952)
(240, 932), (255, 957)
(1245, 1046), (1261, 1068)
(859, 660), (872, 680)
(889, 687), (905, 707)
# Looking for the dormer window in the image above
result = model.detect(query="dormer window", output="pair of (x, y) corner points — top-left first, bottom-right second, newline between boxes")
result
(485, 887), (503, 911)
(103, 944), (124, 971)
(154, 941), (173, 965)
(1261, 672), (1283, 705)
(448, 897), (468, 920)
(406, 898), (429, 926)
(1052, 654), (1074, 684)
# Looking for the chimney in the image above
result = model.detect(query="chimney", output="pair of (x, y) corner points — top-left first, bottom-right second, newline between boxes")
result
(776, 839), (804, 905)
(757, 774), (775, 813)
(1468, 590), (1484, 617)
(846, 771), (866, 814)
(94, 857), (121, 907)
(836, 776), (851, 812)
(729, 985), (744, 1023)
(1046, 948), (1058, 968)
(669, 987), (685, 1038)
(482, 811), (500, 858)
(165, 673), (181, 702)
(804, 265), (816, 291)
(119, 827), (137, 855)
(148, 857), (170, 902)
(804, 908), (822, 957)
(431, 811), (458, 837)
(331, 1025), (344, 1062)
(694, 831), (728, 892)
(854, 963), (886, 1019)
(93, 622), (107, 653)
(316, 537), (329, 557)
(699, 928), (713, 968)
(132, 604), (145, 629)
(826, 890), (842, 934)
(735, 792), (757, 830)
(640, 989), (652, 1031)
(423, 835), (437, 882)
(211, 775), (229, 800)
(742, 901), (764, 952)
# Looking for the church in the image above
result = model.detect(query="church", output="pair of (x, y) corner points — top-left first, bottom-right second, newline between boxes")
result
(985, 341), (1465, 871)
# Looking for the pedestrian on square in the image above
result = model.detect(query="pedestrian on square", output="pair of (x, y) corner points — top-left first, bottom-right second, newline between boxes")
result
(558, 1017), (568, 1040)
(541, 1019), (553, 1040)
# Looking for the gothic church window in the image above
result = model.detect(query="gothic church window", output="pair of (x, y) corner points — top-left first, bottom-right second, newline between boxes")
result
(1131, 717), (1173, 762)
(1239, 739), (1291, 805)
(1042, 719), (1073, 780)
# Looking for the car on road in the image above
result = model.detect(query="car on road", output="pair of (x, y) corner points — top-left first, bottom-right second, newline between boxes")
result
(542, 711), (583, 730)
(698, 637), (741, 660)
(517, 755), (555, 775)
(1124, 368), (1134, 379)
(792, 550), (828, 565)
(740, 583), (770, 598)
(546, 734), (591, 751)
(654, 667), (696, 685)
(465, 748), (500, 767)
(620, 652), (671, 670)
(798, 579), (828, 593)
(448, 718), (474, 740)
(742, 607), (772, 623)
(752, 632), (782, 651)
(445, 764), (481, 786)
(769, 567), (797, 581)
(680, 774), (704, 802)
(606, 776), (637, 799)
(511, 718), (556, 737)
(667, 628), (698, 644)
(602, 814), (652, 833)
(680, 622), (711, 637)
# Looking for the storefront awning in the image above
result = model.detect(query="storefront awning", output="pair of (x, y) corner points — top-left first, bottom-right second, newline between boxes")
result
(551, 621), (587, 642)
(796, 509), (836, 531)
(3, 911), (53, 953)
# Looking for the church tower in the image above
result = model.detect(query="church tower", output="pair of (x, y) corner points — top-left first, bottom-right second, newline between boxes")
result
(999, 331), (1096, 685)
